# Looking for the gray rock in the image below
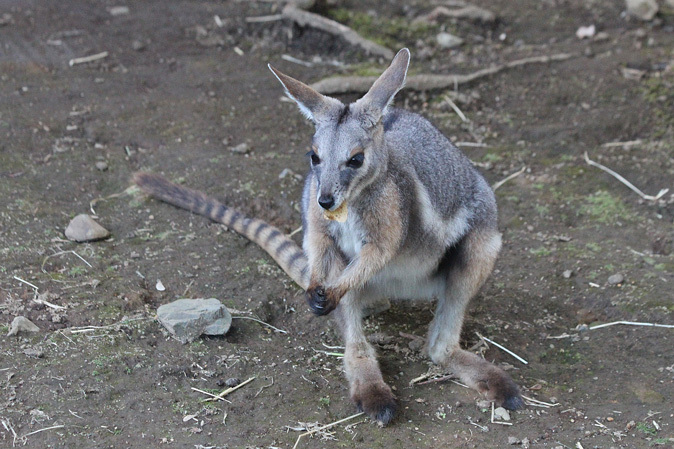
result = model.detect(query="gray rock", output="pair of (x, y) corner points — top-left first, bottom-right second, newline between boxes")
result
(131, 40), (146, 51)
(65, 214), (110, 242)
(562, 269), (573, 279)
(494, 406), (511, 421)
(7, 316), (40, 336)
(157, 298), (231, 343)
(95, 161), (109, 171)
(436, 32), (464, 49)
(229, 142), (250, 154)
(225, 377), (241, 387)
(608, 273), (624, 285)
(626, 0), (658, 20)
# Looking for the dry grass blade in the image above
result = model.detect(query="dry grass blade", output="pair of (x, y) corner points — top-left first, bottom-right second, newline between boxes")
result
(589, 320), (674, 330)
(584, 152), (669, 201)
(203, 376), (256, 402)
(476, 332), (528, 364)
(232, 316), (288, 334)
(292, 412), (364, 449)
(492, 166), (526, 191)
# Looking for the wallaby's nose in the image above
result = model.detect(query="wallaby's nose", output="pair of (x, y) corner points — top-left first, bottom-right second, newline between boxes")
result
(318, 194), (335, 210)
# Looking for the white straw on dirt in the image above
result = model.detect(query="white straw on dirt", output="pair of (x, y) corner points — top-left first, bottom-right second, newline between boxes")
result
(444, 95), (467, 122)
(232, 316), (288, 334)
(292, 412), (364, 449)
(522, 395), (559, 407)
(69, 51), (108, 66)
(583, 152), (669, 201)
(21, 425), (65, 438)
(455, 142), (488, 148)
(492, 166), (526, 191)
(601, 140), (642, 148)
(476, 332), (528, 365)
(204, 376), (256, 402)
(589, 320), (674, 330)
(191, 387), (232, 403)
(13, 276), (39, 291)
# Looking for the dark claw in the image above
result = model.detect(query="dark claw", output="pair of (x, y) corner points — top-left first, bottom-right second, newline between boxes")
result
(502, 393), (525, 411)
(306, 285), (335, 316)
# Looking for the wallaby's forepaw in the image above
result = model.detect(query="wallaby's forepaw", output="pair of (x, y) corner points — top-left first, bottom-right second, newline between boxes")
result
(352, 382), (397, 426)
(306, 284), (339, 316)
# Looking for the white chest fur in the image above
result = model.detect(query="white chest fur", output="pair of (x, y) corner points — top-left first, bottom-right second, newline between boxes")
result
(328, 213), (365, 261)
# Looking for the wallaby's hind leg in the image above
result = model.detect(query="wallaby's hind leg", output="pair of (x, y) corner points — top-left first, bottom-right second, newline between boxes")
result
(334, 291), (397, 425)
(427, 228), (524, 410)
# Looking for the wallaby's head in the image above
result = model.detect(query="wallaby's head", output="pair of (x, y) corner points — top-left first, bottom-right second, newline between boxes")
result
(269, 48), (410, 212)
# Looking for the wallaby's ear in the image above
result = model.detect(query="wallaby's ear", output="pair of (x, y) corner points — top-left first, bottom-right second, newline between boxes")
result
(355, 48), (410, 128)
(269, 64), (343, 125)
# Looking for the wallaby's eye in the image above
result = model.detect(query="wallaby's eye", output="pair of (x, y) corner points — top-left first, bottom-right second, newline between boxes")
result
(307, 149), (321, 165)
(347, 153), (364, 169)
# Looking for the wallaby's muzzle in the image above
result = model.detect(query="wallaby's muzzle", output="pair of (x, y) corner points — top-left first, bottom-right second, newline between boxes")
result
(318, 194), (335, 210)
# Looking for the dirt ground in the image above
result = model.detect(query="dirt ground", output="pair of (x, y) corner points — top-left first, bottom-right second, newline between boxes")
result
(1, 0), (673, 448)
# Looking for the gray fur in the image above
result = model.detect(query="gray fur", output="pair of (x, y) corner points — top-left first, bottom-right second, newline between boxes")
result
(274, 48), (522, 423)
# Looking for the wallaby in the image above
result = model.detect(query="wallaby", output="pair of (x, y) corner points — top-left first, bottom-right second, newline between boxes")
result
(134, 48), (523, 426)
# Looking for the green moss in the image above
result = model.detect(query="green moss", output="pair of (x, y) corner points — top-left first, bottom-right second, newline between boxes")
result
(580, 190), (634, 225)
(326, 8), (437, 49)
(529, 246), (552, 257)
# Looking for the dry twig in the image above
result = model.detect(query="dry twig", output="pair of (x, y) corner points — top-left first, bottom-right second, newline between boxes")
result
(476, 332), (528, 364)
(583, 152), (669, 201)
(232, 316), (288, 334)
(264, 4), (393, 59)
(203, 376), (256, 402)
(311, 53), (574, 94)
(69, 51), (108, 66)
(492, 166), (526, 191)
(292, 412), (364, 449)
(589, 320), (674, 330)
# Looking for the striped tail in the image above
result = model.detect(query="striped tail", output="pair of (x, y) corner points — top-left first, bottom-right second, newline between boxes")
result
(133, 172), (310, 290)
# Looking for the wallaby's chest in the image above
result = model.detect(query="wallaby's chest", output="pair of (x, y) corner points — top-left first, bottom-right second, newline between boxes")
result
(329, 214), (366, 261)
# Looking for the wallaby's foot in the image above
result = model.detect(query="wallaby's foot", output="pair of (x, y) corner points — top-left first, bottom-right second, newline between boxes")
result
(351, 381), (397, 425)
(431, 348), (524, 411)
(475, 365), (524, 410)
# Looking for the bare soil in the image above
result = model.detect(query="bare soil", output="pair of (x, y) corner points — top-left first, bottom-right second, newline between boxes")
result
(1, 1), (673, 448)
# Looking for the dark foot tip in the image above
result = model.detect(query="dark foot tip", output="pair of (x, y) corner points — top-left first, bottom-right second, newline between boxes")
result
(353, 385), (397, 426)
(306, 286), (334, 316)
(502, 394), (525, 411)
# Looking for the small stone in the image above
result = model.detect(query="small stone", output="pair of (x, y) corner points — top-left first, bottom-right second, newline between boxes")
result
(23, 347), (44, 358)
(95, 161), (108, 171)
(576, 24), (596, 39)
(7, 316), (40, 336)
(156, 298), (231, 343)
(408, 338), (424, 352)
(225, 377), (241, 387)
(436, 32), (464, 49)
(625, 0), (658, 20)
(562, 269), (573, 279)
(156, 280), (166, 291)
(594, 31), (610, 42)
(65, 214), (110, 242)
(508, 436), (520, 445)
(608, 273), (624, 285)
(367, 332), (394, 345)
(278, 168), (295, 179)
(494, 406), (511, 421)
(229, 142), (250, 154)
(108, 6), (129, 16)
(131, 40), (146, 51)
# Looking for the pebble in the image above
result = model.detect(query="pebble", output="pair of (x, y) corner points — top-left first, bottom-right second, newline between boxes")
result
(156, 298), (231, 344)
(494, 406), (511, 421)
(608, 273), (624, 285)
(65, 214), (110, 242)
(576, 24), (596, 39)
(7, 316), (40, 336)
(625, 0), (658, 21)
(132, 40), (146, 51)
(23, 347), (44, 358)
(562, 269), (573, 279)
(508, 436), (520, 445)
(229, 142), (250, 154)
(95, 161), (108, 171)
(225, 377), (241, 387)
(436, 32), (464, 49)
